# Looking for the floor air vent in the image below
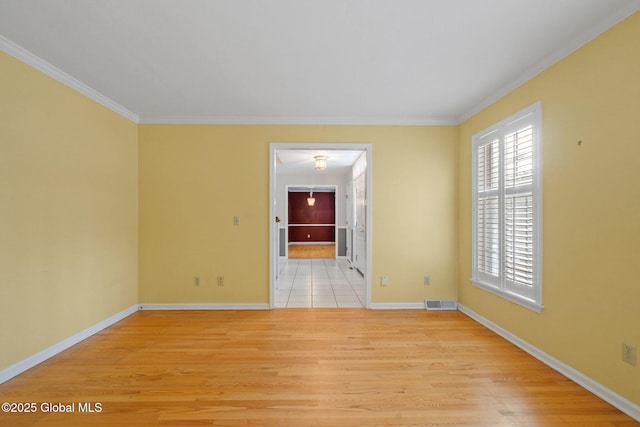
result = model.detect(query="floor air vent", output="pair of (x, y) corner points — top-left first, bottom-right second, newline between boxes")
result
(425, 300), (457, 311)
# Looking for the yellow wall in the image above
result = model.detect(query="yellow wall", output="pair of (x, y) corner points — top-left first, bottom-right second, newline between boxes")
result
(457, 12), (640, 404)
(138, 125), (458, 304)
(4, 7), (638, 410)
(0, 51), (139, 371)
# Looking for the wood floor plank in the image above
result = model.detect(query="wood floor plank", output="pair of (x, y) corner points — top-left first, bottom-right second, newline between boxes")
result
(288, 244), (335, 259)
(0, 309), (637, 426)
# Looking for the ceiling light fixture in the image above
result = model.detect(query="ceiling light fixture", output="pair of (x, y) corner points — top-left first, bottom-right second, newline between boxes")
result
(307, 191), (315, 206)
(314, 155), (327, 171)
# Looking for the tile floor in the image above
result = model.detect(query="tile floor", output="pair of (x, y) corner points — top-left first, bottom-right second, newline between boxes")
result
(275, 258), (366, 308)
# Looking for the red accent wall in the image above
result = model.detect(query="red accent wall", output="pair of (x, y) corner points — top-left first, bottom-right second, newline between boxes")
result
(288, 192), (335, 243)
(288, 226), (336, 242)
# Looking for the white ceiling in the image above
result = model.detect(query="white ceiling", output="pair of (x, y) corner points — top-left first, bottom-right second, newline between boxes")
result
(276, 149), (363, 175)
(1, 0), (639, 125)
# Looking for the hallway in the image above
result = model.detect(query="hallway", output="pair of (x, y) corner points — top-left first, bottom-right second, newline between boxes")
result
(275, 258), (366, 308)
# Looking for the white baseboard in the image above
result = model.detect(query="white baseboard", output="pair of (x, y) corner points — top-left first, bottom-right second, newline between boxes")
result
(9, 300), (636, 422)
(457, 303), (640, 422)
(0, 304), (139, 384)
(139, 303), (270, 310)
(370, 302), (425, 310)
(0, 303), (269, 384)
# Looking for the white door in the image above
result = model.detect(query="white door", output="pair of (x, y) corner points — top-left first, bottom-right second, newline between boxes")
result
(353, 170), (366, 274)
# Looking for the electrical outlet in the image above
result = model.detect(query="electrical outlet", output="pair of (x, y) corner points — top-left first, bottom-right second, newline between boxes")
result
(194, 276), (200, 286)
(380, 276), (388, 287)
(622, 343), (636, 365)
(424, 276), (431, 285)
(233, 216), (240, 226)
(217, 276), (224, 286)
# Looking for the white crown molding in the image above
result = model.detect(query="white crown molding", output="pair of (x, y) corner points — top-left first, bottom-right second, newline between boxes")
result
(139, 303), (270, 310)
(0, 35), (139, 123)
(0, 304), (139, 385)
(458, 303), (640, 422)
(138, 115), (458, 126)
(5, 1), (639, 128)
(457, 1), (640, 124)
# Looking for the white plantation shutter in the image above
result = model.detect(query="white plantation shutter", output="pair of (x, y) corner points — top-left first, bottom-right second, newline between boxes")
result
(471, 103), (542, 311)
(505, 194), (534, 296)
(476, 139), (500, 280)
(477, 196), (500, 277)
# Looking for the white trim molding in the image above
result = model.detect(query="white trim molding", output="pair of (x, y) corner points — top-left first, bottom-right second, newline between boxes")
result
(0, 35), (139, 123)
(458, 303), (640, 422)
(138, 115), (457, 126)
(0, 305), (139, 385)
(471, 101), (543, 312)
(0, 303), (266, 384)
(457, 1), (640, 123)
(139, 303), (270, 310)
(270, 143), (373, 310)
(370, 302), (426, 310)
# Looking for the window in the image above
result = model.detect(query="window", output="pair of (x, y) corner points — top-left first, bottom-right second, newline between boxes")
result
(471, 102), (542, 312)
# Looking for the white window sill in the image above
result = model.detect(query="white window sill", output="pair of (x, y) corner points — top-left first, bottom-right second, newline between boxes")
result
(470, 279), (543, 313)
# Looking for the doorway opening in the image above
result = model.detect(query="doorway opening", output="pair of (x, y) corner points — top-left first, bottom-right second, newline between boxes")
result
(287, 186), (336, 259)
(269, 143), (372, 309)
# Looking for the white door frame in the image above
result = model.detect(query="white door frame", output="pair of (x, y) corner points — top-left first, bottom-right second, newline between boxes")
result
(269, 142), (372, 309)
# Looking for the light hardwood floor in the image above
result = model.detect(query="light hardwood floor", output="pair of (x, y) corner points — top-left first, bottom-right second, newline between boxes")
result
(0, 310), (636, 426)
(288, 244), (336, 259)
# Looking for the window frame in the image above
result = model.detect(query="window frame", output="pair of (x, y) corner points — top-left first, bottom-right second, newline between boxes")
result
(471, 101), (543, 312)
